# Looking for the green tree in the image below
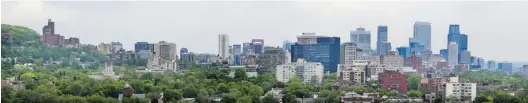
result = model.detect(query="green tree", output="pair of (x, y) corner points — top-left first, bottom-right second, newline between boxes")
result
(163, 89), (183, 102)
(407, 73), (421, 90)
(262, 94), (279, 103)
(57, 95), (87, 103)
(234, 68), (247, 81)
(122, 96), (147, 103)
(407, 90), (422, 97)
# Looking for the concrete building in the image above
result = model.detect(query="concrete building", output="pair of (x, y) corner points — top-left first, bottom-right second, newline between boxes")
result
(232, 44), (242, 56)
(257, 46), (287, 74)
(110, 42), (123, 53)
(218, 34), (229, 59)
(448, 42), (459, 67)
(242, 42), (253, 55)
(283, 40), (295, 52)
(252, 39), (265, 54)
(378, 70), (408, 94)
(441, 76), (477, 101)
(340, 42), (359, 64)
(350, 28), (372, 55)
(154, 41), (178, 61)
(180, 52), (196, 63)
(487, 60), (496, 69)
(97, 43), (111, 54)
(377, 41), (391, 56)
(276, 59), (324, 83)
(366, 64), (386, 78)
(63, 37), (80, 49)
(337, 60), (369, 84)
(380, 51), (404, 71)
(521, 65), (528, 77)
(396, 46), (410, 58)
(412, 21), (432, 51)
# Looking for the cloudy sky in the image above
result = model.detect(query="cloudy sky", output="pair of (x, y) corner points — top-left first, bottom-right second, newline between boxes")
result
(2, 1), (527, 62)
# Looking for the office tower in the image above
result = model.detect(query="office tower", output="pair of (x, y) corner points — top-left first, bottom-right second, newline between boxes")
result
(276, 59), (324, 83)
(180, 48), (188, 54)
(218, 34), (229, 58)
(477, 58), (485, 67)
(135, 42), (150, 53)
(257, 47), (287, 73)
(377, 25), (389, 55)
(242, 42), (252, 54)
(350, 28), (372, 53)
(412, 21), (432, 51)
(521, 65), (528, 77)
(340, 42), (358, 64)
(440, 49), (448, 60)
(228, 45), (233, 56)
(459, 50), (471, 64)
(378, 41), (391, 56)
(447, 24), (468, 54)
(409, 41), (425, 54)
(337, 60), (368, 84)
(292, 33), (340, 72)
(232, 44), (242, 55)
(448, 42), (459, 66)
(252, 39), (264, 54)
(487, 60), (496, 69)
(397, 46), (410, 58)
(283, 40), (295, 52)
(498, 62), (513, 74)
(379, 70), (408, 94)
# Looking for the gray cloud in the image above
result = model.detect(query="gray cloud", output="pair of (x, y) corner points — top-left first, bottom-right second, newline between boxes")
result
(2, 1), (527, 62)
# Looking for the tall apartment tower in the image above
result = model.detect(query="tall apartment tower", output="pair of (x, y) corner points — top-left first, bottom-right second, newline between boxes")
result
(218, 34), (229, 59)
(448, 42), (459, 66)
(340, 42), (358, 64)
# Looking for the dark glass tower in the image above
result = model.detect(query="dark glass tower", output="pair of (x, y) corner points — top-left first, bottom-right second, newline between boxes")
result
(291, 37), (340, 72)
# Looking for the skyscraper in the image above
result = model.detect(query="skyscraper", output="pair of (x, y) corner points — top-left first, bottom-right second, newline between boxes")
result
(218, 34), (229, 58)
(377, 25), (389, 56)
(447, 24), (468, 53)
(232, 44), (242, 56)
(440, 49), (448, 60)
(448, 42), (459, 66)
(412, 21), (432, 51)
(350, 28), (372, 53)
(498, 62), (513, 74)
(488, 60), (496, 69)
(135, 42), (151, 53)
(396, 46), (410, 58)
(180, 48), (188, 54)
(459, 50), (471, 64)
(340, 42), (358, 64)
(154, 41), (178, 61)
(242, 42), (252, 54)
(252, 39), (264, 54)
(292, 33), (340, 72)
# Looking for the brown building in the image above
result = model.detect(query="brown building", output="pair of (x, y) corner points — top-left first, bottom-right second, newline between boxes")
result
(40, 33), (64, 46)
(378, 70), (408, 94)
(64, 37), (80, 49)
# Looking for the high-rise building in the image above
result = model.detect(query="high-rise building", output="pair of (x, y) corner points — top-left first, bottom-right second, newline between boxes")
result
(448, 42), (459, 66)
(488, 60), (496, 69)
(283, 40), (295, 52)
(292, 33), (340, 72)
(521, 65), (528, 77)
(396, 46), (410, 58)
(180, 48), (188, 54)
(498, 62), (513, 74)
(440, 49), (448, 60)
(110, 42), (123, 53)
(459, 50), (471, 64)
(378, 41), (391, 56)
(252, 39), (265, 54)
(412, 21), (432, 51)
(447, 24), (468, 62)
(242, 42), (253, 54)
(232, 44), (242, 56)
(409, 40), (425, 54)
(350, 28), (372, 53)
(379, 70), (408, 94)
(228, 45), (233, 56)
(218, 34), (229, 59)
(97, 43), (111, 54)
(135, 42), (151, 53)
(154, 41), (178, 61)
(276, 59), (324, 83)
(257, 47), (286, 73)
(180, 52), (196, 63)
(376, 25), (389, 56)
(337, 60), (368, 84)
(340, 42), (359, 64)
(42, 19), (55, 35)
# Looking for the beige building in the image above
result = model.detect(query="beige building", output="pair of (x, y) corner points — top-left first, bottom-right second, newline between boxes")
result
(337, 60), (369, 84)
(380, 51), (404, 71)
(276, 59), (324, 83)
(97, 42), (110, 54)
(340, 42), (359, 64)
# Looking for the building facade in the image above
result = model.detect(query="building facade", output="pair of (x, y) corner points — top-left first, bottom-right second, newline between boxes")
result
(448, 42), (459, 67)
(396, 46), (410, 58)
(412, 21), (431, 51)
(337, 60), (369, 84)
(498, 62), (513, 74)
(276, 59), (324, 83)
(291, 33), (340, 72)
(376, 26), (389, 56)
(350, 28), (372, 54)
(340, 42), (359, 64)
(380, 51), (404, 71)
(378, 70), (408, 94)
(459, 50), (471, 64)
(257, 47), (287, 73)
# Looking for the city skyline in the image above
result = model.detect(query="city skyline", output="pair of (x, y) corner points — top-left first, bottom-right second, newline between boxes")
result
(2, 1), (528, 61)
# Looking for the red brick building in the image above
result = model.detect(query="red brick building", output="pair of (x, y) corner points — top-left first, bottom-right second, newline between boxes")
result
(40, 33), (64, 46)
(64, 37), (80, 49)
(379, 70), (408, 94)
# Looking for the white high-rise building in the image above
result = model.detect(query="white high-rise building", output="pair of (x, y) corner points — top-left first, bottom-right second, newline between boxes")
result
(448, 42), (459, 66)
(276, 59), (324, 83)
(350, 28), (372, 55)
(337, 60), (368, 84)
(413, 21), (432, 51)
(340, 42), (358, 64)
(218, 34), (229, 59)
(154, 41), (178, 61)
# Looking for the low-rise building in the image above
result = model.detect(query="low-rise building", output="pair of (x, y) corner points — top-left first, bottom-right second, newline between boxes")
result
(378, 70), (408, 94)
(337, 60), (368, 84)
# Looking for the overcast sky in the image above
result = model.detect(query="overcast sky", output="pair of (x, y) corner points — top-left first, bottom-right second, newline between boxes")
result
(2, 1), (527, 62)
